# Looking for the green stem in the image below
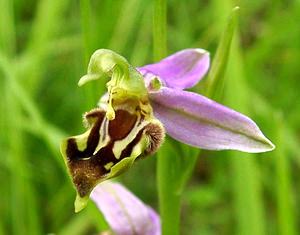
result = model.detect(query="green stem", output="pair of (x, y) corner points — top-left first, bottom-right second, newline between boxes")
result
(153, 1), (180, 234)
(153, 0), (167, 60)
(275, 113), (296, 235)
(157, 151), (181, 235)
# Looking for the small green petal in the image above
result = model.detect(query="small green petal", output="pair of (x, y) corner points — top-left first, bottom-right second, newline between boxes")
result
(150, 76), (162, 91)
(74, 194), (89, 213)
(78, 49), (148, 120)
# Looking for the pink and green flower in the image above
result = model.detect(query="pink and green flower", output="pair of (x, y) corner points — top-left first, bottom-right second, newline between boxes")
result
(60, 48), (274, 212)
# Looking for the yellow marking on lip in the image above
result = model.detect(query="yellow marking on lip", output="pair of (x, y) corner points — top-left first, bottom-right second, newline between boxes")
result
(75, 131), (90, 151)
(104, 162), (114, 170)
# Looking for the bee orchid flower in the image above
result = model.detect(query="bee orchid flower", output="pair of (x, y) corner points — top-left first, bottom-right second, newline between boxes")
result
(60, 49), (274, 212)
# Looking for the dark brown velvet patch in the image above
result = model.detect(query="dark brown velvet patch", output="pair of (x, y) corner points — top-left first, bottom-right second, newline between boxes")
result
(108, 109), (137, 140)
(70, 158), (107, 197)
(67, 141), (116, 197)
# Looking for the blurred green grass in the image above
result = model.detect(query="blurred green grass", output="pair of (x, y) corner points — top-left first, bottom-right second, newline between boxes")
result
(0, 0), (299, 234)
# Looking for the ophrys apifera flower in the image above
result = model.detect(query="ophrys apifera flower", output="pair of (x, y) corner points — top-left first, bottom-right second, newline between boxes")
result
(60, 49), (274, 212)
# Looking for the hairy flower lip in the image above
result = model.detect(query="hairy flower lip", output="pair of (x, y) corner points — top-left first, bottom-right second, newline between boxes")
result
(61, 104), (165, 212)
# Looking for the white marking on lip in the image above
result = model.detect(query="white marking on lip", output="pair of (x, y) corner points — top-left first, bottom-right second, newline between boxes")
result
(112, 114), (148, 159)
